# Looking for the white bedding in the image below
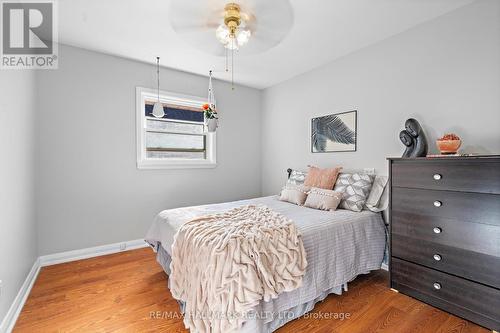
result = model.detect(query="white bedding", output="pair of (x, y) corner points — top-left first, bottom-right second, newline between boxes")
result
(145, 195), (386, 332)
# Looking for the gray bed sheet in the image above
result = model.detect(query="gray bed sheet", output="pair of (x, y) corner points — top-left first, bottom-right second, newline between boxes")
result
(145, 196), (386, 332)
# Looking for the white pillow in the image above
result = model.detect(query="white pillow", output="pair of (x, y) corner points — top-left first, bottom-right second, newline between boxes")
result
(304, 188), (342, 211)
(365, 175), (389, 212)
(279, 184), (310, 206)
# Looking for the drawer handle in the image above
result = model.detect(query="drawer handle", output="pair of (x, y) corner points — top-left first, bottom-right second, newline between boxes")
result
(433, 282), (442, 290)
(433, 200), (442, 207)
(433, 174), (442, 180)
(433, 254), (442, 261)
(433, 227), (442, 234)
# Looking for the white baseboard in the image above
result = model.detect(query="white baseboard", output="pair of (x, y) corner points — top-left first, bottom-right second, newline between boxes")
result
(0, 239), (149, 332)
(39, 239), (149, 267)
(381, 263), (388, 271)
(0, 258), (40, 333)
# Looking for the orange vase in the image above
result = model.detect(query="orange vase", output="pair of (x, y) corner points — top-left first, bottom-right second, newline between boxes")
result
(436, 139), (461, 154)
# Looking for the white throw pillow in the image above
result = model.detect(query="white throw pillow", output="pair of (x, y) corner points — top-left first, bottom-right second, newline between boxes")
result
(279, 184), (310, 206)
(304, 188), (342, 211)
(365, 175), (389, 212)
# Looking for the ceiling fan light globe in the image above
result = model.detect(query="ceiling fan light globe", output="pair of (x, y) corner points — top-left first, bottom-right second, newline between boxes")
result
(152, 102), (165, 118)
(225, 38), (239, 50)
(216, 25), (230, 44)
(237, 29), (251, 46)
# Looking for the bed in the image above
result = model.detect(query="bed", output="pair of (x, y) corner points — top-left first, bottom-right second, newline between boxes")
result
(145, 194), (386, 333)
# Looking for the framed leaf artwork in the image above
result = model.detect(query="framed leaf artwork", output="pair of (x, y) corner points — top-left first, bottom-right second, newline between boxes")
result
(311, 110), (357, 152)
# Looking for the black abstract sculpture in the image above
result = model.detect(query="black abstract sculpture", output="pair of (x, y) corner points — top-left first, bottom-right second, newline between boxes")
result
(399, 118), (428, 158)
(399, 130), (414, 157)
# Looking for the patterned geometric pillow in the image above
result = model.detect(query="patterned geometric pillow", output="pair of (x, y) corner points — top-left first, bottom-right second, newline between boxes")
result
(287, 169), (308, 185)
(334, 173), (375, 212)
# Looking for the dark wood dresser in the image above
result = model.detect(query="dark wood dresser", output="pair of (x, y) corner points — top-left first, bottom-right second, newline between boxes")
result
(388, 156), (500, 331)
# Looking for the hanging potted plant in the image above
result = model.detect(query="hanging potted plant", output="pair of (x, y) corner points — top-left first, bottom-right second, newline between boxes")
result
(203, 103), (218, 132)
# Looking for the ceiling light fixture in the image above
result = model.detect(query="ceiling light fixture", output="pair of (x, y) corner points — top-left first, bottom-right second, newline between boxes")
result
(152, 56), (165, 118)
(215, 3), (251, 89)
(215, 3), (251, 50)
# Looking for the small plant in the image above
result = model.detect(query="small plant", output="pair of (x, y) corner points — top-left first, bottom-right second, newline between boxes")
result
(202, 103), (217, 120)
(438, 133), (460, 141)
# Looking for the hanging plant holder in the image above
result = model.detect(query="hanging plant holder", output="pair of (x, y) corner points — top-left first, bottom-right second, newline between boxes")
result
(204, 70), (218, 132)
(207, 118), (218, 132)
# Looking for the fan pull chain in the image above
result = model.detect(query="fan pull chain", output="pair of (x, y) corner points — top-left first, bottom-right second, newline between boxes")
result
(225, 48), (228, 72)
(231, 38), (234, 90)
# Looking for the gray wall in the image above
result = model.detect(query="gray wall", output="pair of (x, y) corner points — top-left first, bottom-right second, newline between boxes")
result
(0, 71), (38, 324)
(2, 1), (499, 322)
(261, 0), (500, 195)
(35, 45), (262, 255)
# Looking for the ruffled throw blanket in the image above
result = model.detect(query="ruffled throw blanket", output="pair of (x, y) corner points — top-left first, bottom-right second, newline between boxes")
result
(169, 205), (308, 333)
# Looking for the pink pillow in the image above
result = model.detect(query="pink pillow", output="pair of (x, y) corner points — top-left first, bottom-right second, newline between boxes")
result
(304, 165), (342, 190)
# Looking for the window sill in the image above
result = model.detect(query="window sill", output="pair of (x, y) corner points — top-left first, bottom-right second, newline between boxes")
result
(137, 159), (217, 170)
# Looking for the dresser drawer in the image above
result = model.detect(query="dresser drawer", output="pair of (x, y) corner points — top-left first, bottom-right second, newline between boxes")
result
(391, 258), (500, 331)
(391, 159), (500, 194)
(391, 211), (500, 257)
(392, 234), (500, 288)
(391, 187), (500, 226)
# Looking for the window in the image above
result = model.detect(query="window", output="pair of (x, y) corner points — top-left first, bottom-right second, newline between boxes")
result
(136, 87), (216, 169)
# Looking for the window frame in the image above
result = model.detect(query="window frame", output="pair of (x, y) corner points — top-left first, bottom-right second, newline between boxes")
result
(136, 87), (216, 169)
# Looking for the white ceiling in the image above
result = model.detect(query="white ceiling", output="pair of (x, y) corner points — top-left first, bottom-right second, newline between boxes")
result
(58, 0), (475, 89)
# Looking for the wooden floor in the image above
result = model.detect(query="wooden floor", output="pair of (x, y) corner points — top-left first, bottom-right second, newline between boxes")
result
(15, 248), (489, 333)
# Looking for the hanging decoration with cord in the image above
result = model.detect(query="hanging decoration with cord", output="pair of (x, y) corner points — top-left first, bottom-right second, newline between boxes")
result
(151, 56), (165, 118)
(208, 70), (216, 108)
(203, 70), (218, 132)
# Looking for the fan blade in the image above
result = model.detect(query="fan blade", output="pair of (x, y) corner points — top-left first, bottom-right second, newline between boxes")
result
(169, 0), (294, 56)
(178, 29), (227, 56)
(171, 22), (220, 32)
(169, 0), (223, 33)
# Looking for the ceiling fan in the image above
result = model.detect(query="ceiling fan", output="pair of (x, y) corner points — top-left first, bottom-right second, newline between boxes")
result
(169, 0), (293, 86)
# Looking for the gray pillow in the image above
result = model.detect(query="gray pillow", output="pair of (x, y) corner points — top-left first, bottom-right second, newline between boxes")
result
(334, 173), (375, 212)
(287, 169), (307, 185)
